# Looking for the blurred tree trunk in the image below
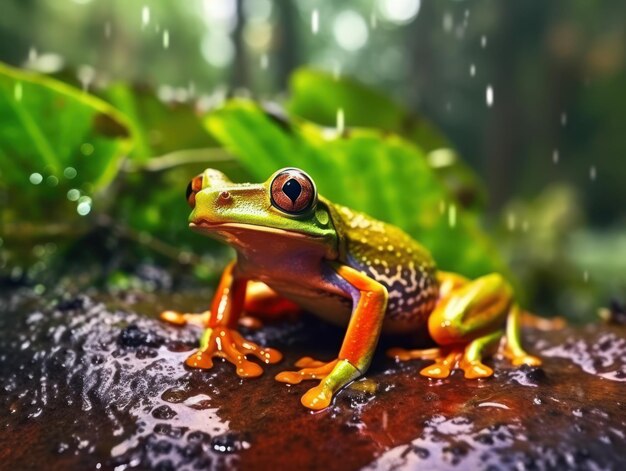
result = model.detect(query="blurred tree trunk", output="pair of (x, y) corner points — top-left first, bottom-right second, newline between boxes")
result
(231, 0), (248, 90)
(408, 0), (436, 107)
(274, 1), (300, 89)
(485, 2), (522, 212)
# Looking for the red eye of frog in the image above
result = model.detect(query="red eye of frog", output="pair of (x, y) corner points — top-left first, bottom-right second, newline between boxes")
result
(186, 175), (203, 208)
(270, 169), (316, 214)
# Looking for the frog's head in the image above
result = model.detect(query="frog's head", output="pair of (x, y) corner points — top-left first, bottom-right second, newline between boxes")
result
(186, 168), (338, 258)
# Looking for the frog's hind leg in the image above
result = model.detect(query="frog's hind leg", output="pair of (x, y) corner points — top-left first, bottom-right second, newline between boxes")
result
(502, 304), (542, 366)
(390, 272), (514, 379)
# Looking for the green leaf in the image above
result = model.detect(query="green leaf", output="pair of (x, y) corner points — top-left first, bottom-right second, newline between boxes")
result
(206, 99), (506, 278)
(0, 62), (133, 232)
(287, 68), (486, 211)
(105, 84), (217, 163)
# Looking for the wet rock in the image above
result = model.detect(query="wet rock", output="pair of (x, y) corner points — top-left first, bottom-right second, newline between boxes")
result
(119, 324), (164, 348)
(0, 290), (625, 470)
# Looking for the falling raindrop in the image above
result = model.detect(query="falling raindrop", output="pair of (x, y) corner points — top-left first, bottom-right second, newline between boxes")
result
(260, 53), (269, 69)
(336, 108), (345, 133)
(442, 12), (453, 32)
(507, 212), (517, 231)
(552, 149), (559, 164)
(14, 82), (22, 102)
(560, 112), (567, 126)
(78, 66), (95, 92)
(104, 21), (112, 38)
(163, 30), (170, 49)
(370, 11), (378, 29)
(448, 204), (457, 228)
(29, 173), (43, 185)
(486, 85), (494, 107)
(589, 165), (597, 181)
(311, 9), (319, 34)
(142, 6), (150, 28)
(481, 35), (487, 48)
(583, 270), (589, 283)
(469, 64), (476, 77)
(28, 47), (37, 62)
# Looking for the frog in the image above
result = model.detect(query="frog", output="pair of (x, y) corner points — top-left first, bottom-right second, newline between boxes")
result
(161, 167), (541, 411)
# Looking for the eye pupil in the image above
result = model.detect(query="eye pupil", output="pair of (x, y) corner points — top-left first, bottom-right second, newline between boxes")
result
(186, 180), (193, 202)
(282, 179), (302, 204)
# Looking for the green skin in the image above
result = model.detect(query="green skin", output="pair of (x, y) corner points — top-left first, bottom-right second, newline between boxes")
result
(173, 167), (539, 410)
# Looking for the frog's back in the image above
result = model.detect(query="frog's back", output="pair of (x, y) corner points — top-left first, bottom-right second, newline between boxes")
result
(329, 202), (439, 333)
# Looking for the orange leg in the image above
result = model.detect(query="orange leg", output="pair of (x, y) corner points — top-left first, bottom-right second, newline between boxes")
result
(277, 264), (388, 410)
(161, 261), (282, 377)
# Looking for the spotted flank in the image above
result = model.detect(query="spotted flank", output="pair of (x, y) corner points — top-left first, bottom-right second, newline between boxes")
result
(332, 204), (439, 325)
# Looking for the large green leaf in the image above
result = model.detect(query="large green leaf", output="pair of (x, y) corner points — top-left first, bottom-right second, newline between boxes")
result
(0, 62), (133, 232)
(287, 68), (486, 210)
(206, 100), (505, 278)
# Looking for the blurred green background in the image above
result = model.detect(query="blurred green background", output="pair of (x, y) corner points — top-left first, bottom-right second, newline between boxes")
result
(0, 0), (624, 322)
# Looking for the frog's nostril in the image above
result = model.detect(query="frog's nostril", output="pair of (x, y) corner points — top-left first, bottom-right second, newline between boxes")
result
(218, 191), (232, 202)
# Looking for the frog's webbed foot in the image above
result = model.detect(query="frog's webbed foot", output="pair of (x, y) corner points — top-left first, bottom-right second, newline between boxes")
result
(389, 331), (503, 379)
(417, 348), (494, 379)
(275, 357), (339, 384)
(503, 349), (542, 367)
(389, 347), (492, 379)
(276, 357), (361, 410)
(186, 327), (282, 378)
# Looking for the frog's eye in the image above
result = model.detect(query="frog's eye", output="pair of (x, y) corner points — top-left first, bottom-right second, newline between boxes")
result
(270, 169), (316, 214)
(186, 175), (203, 207)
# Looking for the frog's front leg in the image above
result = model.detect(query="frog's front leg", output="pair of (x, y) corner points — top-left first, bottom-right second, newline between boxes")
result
(389, 272), (540, 378)
(276, 264), (388, 410)
(163, 261), (282, 377)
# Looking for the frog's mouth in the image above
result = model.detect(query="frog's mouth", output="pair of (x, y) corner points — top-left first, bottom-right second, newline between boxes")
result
(189, 221), (314, 240)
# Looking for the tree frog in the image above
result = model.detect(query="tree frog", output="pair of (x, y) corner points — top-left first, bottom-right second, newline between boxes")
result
(162, 168), (541, 410)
